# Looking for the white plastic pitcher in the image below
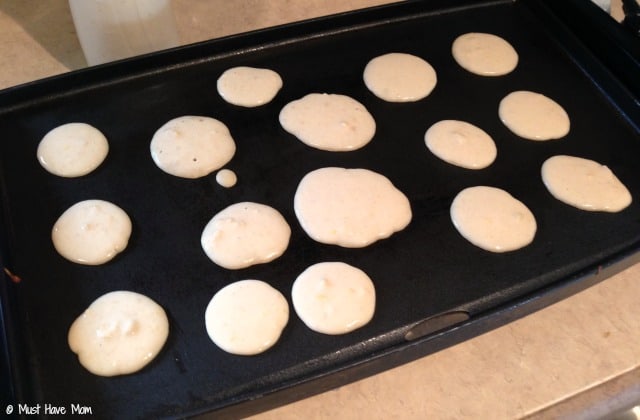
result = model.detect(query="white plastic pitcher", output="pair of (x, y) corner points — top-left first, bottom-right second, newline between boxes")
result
(68, 0), (180, 66)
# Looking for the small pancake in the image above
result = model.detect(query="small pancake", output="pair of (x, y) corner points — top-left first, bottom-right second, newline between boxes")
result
(150, 115), (236, 178)
(294, 167), (412, 248)
(205, 280), (289, 355)
(425, 119), (497, 169)
(499, 91), (570, 141)
(450, 186), (536, 252)
(292, 262), (376, 335)
(541, 155), (632, 212)
(52, 199), (132, 265)
(37, 122), (109, 177)
(215, 168), (237, 188)
(68, 291), (169, 376)
(452, 32), (518, 76)
(201, 202), (291, 269)
(217, 66), (283, 107)
(363, 52), (437, 102)
(279, 93), (376, 151)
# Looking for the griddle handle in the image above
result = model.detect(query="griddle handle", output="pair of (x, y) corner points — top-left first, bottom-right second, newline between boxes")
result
(404, 311), (470, 341)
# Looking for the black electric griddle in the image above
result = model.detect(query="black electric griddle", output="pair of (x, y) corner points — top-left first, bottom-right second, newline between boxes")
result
(1, 0), (640, 418)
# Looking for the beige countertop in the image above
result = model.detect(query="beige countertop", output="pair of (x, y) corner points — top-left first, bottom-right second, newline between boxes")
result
(1, 1), (639, 419)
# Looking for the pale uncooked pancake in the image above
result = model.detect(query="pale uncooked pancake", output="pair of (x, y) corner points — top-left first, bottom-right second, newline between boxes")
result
(425, 120), (497, 169)
(52, 199), (132, 265)
(452, 32), (518, 76)
(150, 116), (236, 178)
(215, 168), (237, 188)
(294, 167), (412, 248)
(292, 262), (376, 335)
(499, 91), (570, 141)
(217, 66), (283, 107)
(68, 291), (169, 376)
(205, 280), (289, 355)
(450, 186), (537, 252)
(279, 93), (376, 151)
(363, 52), (437, 102)
(37, 122), (109, 177)
(201, 202), (291, 269)
(541, 155), (632, 212)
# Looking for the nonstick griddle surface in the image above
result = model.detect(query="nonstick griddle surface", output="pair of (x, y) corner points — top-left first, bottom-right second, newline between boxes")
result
(2, 0), (640, 418)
